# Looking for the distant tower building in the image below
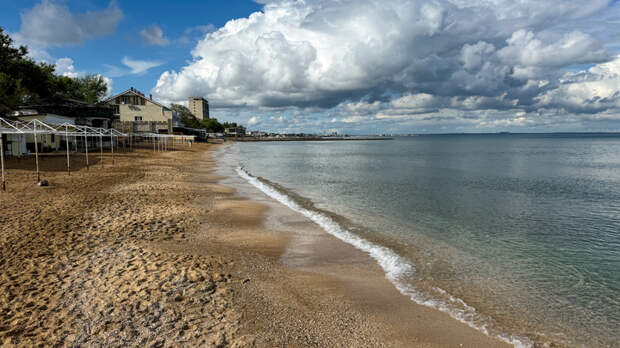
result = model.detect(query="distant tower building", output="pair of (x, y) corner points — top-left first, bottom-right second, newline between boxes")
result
(188, 97), (210, 120)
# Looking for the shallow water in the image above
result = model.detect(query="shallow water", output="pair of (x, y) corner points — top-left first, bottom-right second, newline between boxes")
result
(221, 135), (620, 347)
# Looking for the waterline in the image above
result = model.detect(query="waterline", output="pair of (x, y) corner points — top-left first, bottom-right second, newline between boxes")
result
(236, 166), (532, 347)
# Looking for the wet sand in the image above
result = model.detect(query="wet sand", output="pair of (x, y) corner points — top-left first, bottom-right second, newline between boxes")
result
(210, 148), (512, 348)
(0, 143), (511, 347)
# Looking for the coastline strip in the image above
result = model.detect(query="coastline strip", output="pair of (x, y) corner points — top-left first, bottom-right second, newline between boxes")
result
(235, 166), (532, 348)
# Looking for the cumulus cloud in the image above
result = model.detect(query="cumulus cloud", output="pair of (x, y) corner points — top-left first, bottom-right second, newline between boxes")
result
(54, 57), (79, 78)
(101, 75), (114, 98)
(140, 24), (169, 46)
(535, 55), (620, 113)
(152, 0), (619, 132)
(497, 30), (608, 68)
(13, 0), (123, 60)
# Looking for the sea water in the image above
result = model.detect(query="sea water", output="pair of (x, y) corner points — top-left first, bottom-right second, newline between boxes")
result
(220, 134), (620, 347)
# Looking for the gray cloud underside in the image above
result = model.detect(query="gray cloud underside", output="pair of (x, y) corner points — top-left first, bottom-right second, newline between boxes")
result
(16, 0), (122, 47)
(153, 0), (620, 131)
(11, 1), (123, 62)
(140, 24), (169, 46)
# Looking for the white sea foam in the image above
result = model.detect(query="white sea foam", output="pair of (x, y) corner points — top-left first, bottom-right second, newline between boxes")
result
(236, 166), (533, 348)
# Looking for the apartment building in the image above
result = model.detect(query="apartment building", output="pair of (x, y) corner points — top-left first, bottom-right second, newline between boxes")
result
(188, 97), (210, 120)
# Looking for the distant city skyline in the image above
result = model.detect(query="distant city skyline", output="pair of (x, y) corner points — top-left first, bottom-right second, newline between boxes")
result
(2, 0), (620, 134)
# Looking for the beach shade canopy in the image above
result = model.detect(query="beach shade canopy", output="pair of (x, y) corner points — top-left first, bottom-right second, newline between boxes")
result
(0, 118), (129, 137)
(1, 116), (196, 190)
(0, 117), (130, 188)
(1, 116), (199, 143)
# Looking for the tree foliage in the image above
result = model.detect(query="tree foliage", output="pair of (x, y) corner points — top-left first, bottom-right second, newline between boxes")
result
(0, 26), (108, 115)
(221, 122), (238, 129)
(51, 74), (109, 104)
(171, 103), (227, 132)
(171, 103), (201, 128)
(200, 118), (224, 133)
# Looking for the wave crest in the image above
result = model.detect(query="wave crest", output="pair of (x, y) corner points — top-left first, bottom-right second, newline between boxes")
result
(235, 166), (532, 348)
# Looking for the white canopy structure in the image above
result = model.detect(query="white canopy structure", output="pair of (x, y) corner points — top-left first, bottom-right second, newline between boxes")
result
(0, 117), (194, 191)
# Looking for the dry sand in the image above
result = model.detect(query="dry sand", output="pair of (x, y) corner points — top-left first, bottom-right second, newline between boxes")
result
(0, 143), (512, 347)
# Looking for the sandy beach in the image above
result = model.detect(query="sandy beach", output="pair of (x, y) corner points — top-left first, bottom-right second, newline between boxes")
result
(0, 143), (511, 347)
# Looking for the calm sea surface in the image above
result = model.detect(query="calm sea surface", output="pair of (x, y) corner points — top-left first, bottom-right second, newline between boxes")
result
(223, 135), (620, 347)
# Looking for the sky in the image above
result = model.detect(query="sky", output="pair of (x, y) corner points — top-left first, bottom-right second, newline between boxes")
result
(2, 0), (620, 134)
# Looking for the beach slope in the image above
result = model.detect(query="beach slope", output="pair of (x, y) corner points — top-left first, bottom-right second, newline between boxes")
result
(0, 144), (510, 347)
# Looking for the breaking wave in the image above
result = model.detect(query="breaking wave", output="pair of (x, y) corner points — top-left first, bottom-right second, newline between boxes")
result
(235, 166), (532, 347)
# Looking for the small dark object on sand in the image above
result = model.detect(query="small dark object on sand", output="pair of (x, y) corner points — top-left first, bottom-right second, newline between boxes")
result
(38, 180), (49, 187)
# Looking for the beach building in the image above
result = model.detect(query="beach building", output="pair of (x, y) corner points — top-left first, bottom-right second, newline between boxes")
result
(188, 97), (209, 120)
(104, 87), (179, 133)
(5, 99), (114, 156)
(249, 130), (267, 137)
(224, 126), (246, 137)
(173, 126), (208, 141)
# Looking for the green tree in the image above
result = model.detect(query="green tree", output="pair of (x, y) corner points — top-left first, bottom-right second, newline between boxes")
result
(171, 103), (201, 128)
(0, 27), (56, 113)
(201, 118), (224, 132)
(1, 26), (109, 114)
(49, 74), (108, 103)
(76, 74), (108, 104)
(170, 103), (226, 132)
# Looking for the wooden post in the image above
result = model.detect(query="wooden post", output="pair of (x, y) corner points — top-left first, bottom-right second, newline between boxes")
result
(100, 135), (103, 167)
(1, 133), (5, 191)
(65, 125), (70, 176)
(84, 134), (89, 171)
(111, 135), (114, 165)
(34, 123), (40, 182)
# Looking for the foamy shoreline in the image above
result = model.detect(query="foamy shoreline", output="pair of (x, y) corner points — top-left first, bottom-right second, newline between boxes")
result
(212, 143), (515, 347)
(233, 165), (531, 348)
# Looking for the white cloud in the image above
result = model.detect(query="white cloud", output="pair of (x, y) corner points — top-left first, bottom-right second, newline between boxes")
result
(101, 75), (114, 98)
(497, 30), (609, 68)
(54, 57), (78, 78)
(248, 116), (261, 125)
(343, 101), (382, 115)
(535, 55), (620, 113)
(339, 115), (366, 123)
(140, 24), (169, 46)
(151, 0), (619, 133)
(121, 57), (164, 75)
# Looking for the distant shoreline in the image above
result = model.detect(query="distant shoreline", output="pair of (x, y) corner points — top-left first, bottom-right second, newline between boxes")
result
(232, 136), (393, 142)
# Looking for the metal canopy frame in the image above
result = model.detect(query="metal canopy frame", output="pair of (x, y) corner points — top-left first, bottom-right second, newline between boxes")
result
(0, 117), (195, 191)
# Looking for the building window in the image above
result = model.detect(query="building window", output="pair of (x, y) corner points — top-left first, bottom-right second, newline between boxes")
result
(135, 116), (142, 121)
